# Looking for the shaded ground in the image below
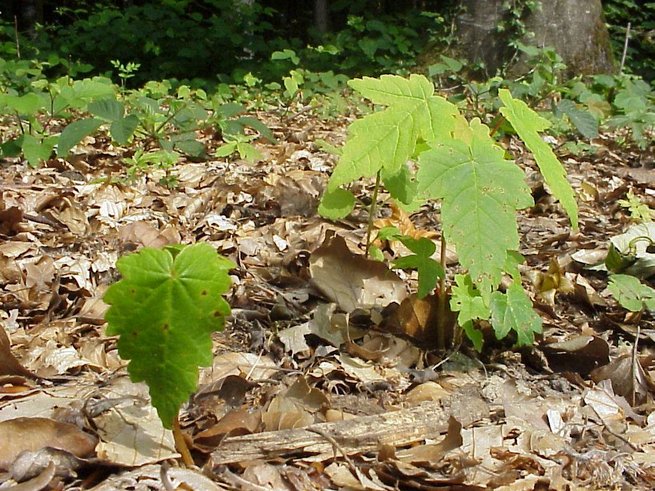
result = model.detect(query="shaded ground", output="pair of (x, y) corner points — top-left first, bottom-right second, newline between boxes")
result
(1, 106), (655, 490)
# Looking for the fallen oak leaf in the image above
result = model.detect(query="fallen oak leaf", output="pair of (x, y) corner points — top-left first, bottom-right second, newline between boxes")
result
(0, 325), (37, 379)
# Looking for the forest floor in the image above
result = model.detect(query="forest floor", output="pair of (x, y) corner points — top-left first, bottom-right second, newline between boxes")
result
(1, 106), (655, 490)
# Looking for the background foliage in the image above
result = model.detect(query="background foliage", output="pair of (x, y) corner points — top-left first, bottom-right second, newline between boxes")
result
(5, 0), (651, 86)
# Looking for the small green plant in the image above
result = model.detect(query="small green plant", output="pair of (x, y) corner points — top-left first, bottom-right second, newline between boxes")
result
(123, 148), (180, 186)
(104, 243), (234, 464)
(0, 76), (115, 166)
(606, 78), (655, 149)
(319, 74), (578, 350)
(619, 190), (653, 223)
(110, 59), (141, 91)
(608, 274), (655, 313)
(215, 134), (262, 163)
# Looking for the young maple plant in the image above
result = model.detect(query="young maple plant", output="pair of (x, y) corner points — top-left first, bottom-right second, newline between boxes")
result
(103, 243), (234, 463)
(319, 74), (578, 350)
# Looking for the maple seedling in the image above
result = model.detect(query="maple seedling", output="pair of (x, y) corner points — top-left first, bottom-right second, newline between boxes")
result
(104, 243), (234, 465)
(319, 74), (578, 350)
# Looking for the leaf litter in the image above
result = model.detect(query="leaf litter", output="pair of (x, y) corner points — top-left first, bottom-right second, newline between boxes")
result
(1, 105), (655, 490)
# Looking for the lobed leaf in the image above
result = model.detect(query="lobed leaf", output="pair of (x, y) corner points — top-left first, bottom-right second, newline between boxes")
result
(321, 75), (460, 214)
(499, 89), (578, 229)
(393, 237), (444, 298)
(490, 283), (542, 346)
(104, 243), (234, 428)
(417, 119), (533, 296)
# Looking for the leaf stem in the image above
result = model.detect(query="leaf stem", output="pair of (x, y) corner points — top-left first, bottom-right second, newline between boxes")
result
(172, 415), (194, 467)
(364, 171), (382, 258)
(489, 115), (506, 138)
(436, 234), (448, 350)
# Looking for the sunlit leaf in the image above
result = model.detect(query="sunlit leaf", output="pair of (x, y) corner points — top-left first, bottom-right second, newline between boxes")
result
(417, 118), (533, 296)
(104, 244), (234, 428)
(499, 89), (578, 229)
(322, 74), (460, 214)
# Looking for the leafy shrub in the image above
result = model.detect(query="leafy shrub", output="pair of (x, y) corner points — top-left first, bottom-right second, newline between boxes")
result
(31, 1), (279, 85)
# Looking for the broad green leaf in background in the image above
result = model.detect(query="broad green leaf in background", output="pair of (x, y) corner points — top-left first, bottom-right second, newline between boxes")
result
(2, 92), (43, 115)
(556, 99), (599, 139)
(417, 118), (533, 297)
(322, 75), (460, 202)
(110, 114), (139, 145)
(57, 118), (103, 156)
(608, 274), (655, 312)
(499, 89), (579, 229)
(490, 283), (543, 346)
(104, 243), (234, 428)
(22, 134), (57, 167)
(88, 98), (124, 121)
(317, 188), (356, 219)
(393, 237), (444, 298)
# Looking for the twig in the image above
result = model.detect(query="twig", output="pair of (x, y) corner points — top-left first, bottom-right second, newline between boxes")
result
(172, 416), (195, 467)
(13, 16), (21, 59)
(364, 171), (382, 257)
(307, 427), (358, 473)
(620, 22), (631, 74)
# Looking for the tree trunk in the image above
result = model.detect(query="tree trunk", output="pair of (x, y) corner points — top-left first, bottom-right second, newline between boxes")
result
(453, 0), (615, 77)
(524, 0), (614, 76)
(19, 0), (44, 37)
(314, 0), (330, 35)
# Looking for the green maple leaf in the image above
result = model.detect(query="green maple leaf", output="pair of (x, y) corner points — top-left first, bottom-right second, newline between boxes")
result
(417, 118), (533, 297)
(392, 237), (444, 298)
(450, 274), (489, 351)
(499, 89), (579, 229)
(490, 283), (542, 346)
(608, 274), (655, 312)
(104, 243), (234, 428)
(320, 74), (460, 218)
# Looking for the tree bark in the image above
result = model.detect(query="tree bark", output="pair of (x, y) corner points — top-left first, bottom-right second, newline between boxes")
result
(453, 0), (615, 77)
(314, 0), (330, 35)
(19, 0), (44, 37)
(524, 0), (615, 76)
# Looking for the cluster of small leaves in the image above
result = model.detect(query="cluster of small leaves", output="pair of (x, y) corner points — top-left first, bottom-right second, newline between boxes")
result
(319, 74), (578, 347)
(608, 275), (655, 313)
(104, 244), (234, 428)
(0, 76), (274, 169)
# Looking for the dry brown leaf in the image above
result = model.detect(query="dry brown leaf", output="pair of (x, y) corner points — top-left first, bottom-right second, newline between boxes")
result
(0, 206), (24, 235)
(263, 376), (328, 431)
(0, 325), (35, 378)
(374, 202), (437, 242)
(396, 416), (462, 464)
(194, 408), (261, 447)
(591, 354), (652, 407)
(0, 417), (97, 470)
(542, 335), (610, 376)
(310, 233), (407, 312)
(118, 221), (179, 249)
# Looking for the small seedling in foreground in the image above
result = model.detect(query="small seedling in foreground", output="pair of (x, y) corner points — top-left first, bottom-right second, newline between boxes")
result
(104, 243), (234, 464)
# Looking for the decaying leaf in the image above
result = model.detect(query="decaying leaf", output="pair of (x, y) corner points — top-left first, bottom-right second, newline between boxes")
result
(0, 417), (97, 471)
(0, 325), (35, 378)
(310, 233), (407, 312)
